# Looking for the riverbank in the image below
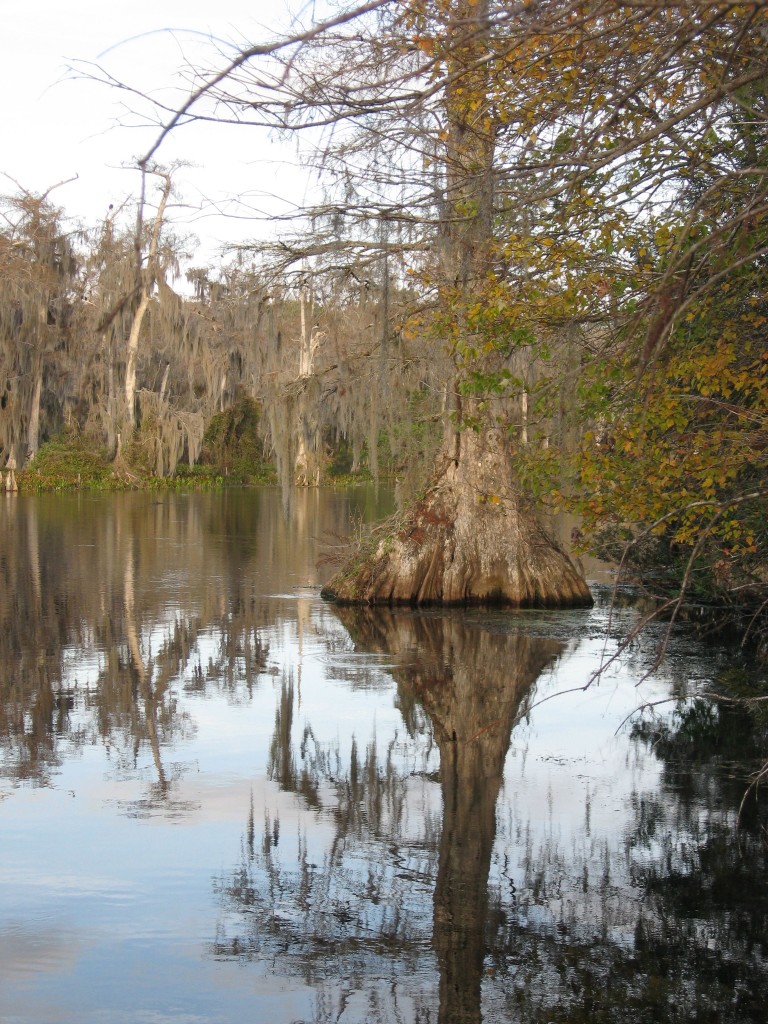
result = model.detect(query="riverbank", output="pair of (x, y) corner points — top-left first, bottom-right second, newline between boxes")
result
(2, 436), (271, 494)
(2, 435), (380, 494)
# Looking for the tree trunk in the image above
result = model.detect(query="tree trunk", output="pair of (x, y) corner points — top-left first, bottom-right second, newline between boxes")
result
(322, 0), (591, 609)
(25, 366), (42, 465)
(322, 425), (592, 606)
(124, 290), (150, 433)
(4, 451), (18, 493)
(124, 168), (172, 436)
(295, 275), (322, 486)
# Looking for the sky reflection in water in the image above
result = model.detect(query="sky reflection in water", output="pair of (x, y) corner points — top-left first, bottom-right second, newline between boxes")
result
(0, 488), (766, 1024)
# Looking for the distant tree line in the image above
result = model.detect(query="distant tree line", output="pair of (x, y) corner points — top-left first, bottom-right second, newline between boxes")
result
(0, 174), (441, 491)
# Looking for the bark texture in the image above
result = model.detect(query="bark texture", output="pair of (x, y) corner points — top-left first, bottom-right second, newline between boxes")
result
(322, 428), (592, 607)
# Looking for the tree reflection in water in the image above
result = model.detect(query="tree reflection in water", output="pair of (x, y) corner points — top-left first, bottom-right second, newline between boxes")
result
(212, 602), (768, 1024)
(212, 607), (562, 1023)
(390, 612), (563, 1024)
(3, 492), (766, 1021)
(0, 492), (272, 809)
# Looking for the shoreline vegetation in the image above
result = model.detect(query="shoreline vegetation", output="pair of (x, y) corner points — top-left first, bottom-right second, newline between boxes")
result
(2, 397), (386, 494)
(2, 433), (385, 494)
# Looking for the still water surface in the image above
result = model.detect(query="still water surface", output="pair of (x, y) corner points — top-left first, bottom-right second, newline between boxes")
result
(1, 488), (766, 1023)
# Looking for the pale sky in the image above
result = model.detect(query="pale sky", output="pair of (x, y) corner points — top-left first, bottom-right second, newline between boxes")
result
(2, 0), (318, 262)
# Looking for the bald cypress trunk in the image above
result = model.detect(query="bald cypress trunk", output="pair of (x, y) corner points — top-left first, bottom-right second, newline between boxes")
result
(322, 0), (591, 609)
(322, 424), (591, 605)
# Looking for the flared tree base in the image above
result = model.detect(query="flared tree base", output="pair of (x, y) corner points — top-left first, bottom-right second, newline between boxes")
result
(322, 429), (592, 607)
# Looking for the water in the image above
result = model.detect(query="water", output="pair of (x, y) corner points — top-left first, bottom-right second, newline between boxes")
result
(0, 488), (766, 1023)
